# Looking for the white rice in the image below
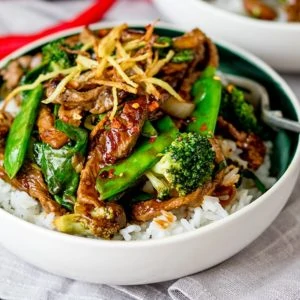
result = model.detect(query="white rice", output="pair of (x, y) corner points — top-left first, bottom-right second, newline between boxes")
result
(0, 139), (277, 241)
(0, 179), (55, 229)
(0, 98), (20, 117)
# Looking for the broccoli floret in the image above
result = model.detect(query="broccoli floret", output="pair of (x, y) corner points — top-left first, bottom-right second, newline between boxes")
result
(42, 39), (71, 71)
(220, 85), (258, 133)
(148, 132), (215, 199)
(54, 214), (92, 236)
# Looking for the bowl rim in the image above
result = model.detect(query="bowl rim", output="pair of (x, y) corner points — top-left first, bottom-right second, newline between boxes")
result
(1, 21), (300, 249)
(156, 0), (300, 30)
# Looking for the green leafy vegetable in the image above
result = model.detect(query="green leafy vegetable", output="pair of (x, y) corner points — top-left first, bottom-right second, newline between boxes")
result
(34, 120), (88, 210)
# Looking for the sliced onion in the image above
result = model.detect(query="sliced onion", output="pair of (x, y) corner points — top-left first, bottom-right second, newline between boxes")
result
(161, 97), (195, 119)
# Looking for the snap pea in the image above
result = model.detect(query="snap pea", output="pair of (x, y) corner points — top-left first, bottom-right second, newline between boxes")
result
(187, 67), (222, 136)
(4, 84), (43, 178)
(141, 120), (158, 137)
(96, 116), (178, 200)
(172, 50), (194, 63)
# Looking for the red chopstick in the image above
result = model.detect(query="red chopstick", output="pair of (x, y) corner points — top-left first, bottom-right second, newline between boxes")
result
(0, 0), (116, 59)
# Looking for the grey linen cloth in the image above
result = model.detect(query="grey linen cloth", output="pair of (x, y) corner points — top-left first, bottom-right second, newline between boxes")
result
(1, 1), (300, 299)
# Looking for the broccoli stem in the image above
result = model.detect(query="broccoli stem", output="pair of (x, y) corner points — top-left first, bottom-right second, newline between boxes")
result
(54, 214), (92, 236)
(96, 116), (178, 200)
(188, 67), (222, 136)
(145, 171), (170, 199)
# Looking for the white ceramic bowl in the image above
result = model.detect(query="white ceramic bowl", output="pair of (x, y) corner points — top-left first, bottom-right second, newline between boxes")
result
(0, 22), (300, 285)
(153, 0), (300, 73)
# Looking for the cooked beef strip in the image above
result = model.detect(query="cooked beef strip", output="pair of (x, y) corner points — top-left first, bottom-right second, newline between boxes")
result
(206, 37), (219, 68)
(0, 152), (64, 215)
(58, 105), (83, 127)
(243, 0), (278, 20)
(1, 54), (42, 91)
(37, 104), (69, 149)
(236, 133), (266, 170)
(75, 97), (148, 237)
(212, 185), (237, 208)
(131, 168), (227, 222)
(160, 29), (219, 102)
(217, 116), (266, 170)
(131, 182), (216, 222)
(96, 97), (148, 165)
(15, 164), (65, 215)
(1, 60), (24, 90)
(217, 116), (247, 141)
(78, 96), (148, 206)
(46, 82), (128, 114)
(285, 0), (300, 22)
(173, 29), (206, 50)
(177, 33), (218, 100)
(209, 137), (226, 164)
(0, 111), (13, 141)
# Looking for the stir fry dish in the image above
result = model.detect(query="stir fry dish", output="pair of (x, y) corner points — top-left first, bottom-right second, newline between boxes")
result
(0, 24), (274, 240)
(205, 0), (300, 22)
(243, 0), (300, 21)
